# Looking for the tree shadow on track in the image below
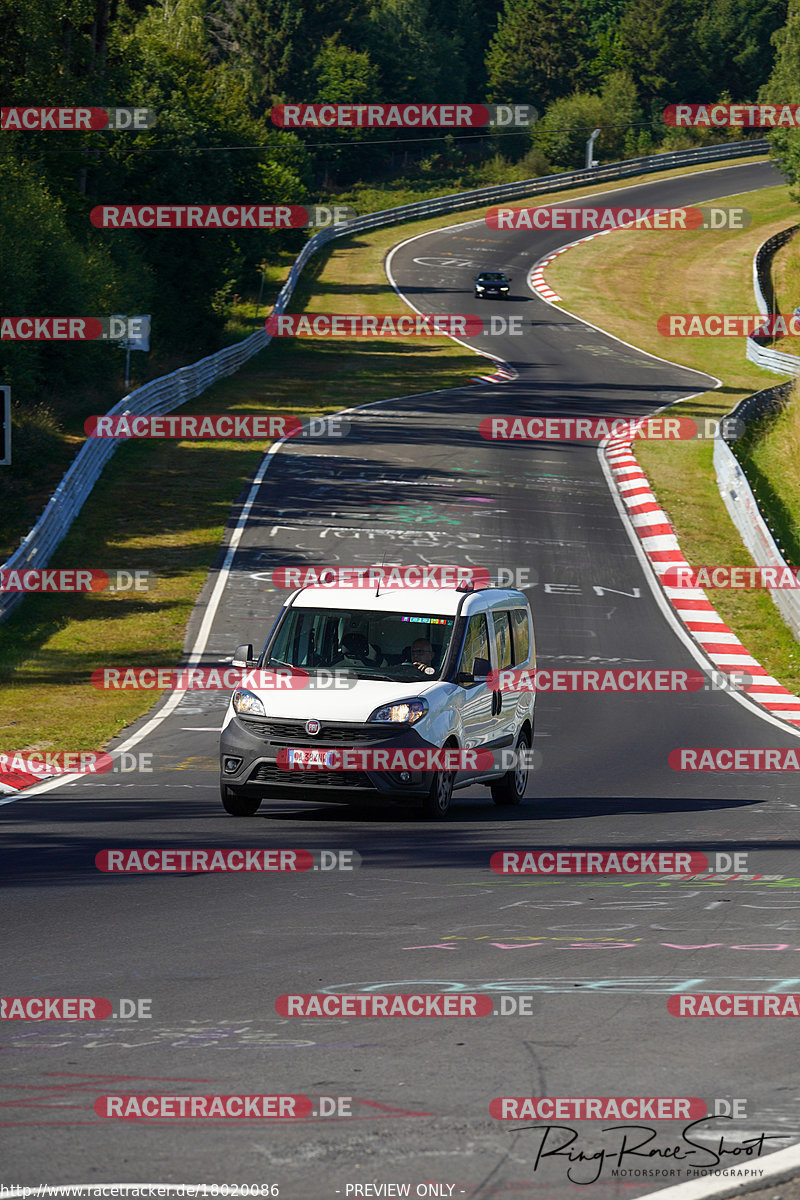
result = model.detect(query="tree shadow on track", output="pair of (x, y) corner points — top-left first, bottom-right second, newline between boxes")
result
(0, 790), (770, 885)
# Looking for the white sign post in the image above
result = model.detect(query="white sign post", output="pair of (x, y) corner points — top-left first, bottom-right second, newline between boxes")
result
(111, 315), (151, 388)
(0, 386), (10, 466)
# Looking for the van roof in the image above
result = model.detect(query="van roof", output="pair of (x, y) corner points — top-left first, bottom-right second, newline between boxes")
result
(288, 585), (528, 616)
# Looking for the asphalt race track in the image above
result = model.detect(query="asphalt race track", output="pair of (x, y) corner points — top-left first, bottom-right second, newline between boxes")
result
(3, 158), (800, 1199)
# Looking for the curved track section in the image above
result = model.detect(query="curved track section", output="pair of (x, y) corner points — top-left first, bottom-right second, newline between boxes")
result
(3, 160), (800, 1200)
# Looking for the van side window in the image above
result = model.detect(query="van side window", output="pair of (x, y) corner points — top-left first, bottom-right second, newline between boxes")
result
(458, 614), (489, 679)
(493, 611), (513, 669)
(509, 607), (530, 664)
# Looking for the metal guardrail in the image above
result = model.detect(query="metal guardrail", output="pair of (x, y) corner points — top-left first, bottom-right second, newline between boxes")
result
(714, 381), (800, 640)
(746, 224), (800, 374)
(715, 212), (800, 642)
(0, 137), (771, 621)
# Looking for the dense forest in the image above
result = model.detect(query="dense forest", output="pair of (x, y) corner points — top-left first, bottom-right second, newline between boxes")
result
(1, 0), (800, 400)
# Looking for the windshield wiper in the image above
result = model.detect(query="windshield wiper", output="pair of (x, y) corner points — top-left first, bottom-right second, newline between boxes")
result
(339, 670), (397, 682)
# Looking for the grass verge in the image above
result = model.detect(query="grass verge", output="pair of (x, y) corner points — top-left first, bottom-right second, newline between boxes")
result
(0, 153), (778, 756)
(736, 378), (800, 567)
(546, 183), (800, 694)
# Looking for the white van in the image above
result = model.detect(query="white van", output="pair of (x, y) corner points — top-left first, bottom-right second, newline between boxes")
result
(219, 583), (535, 819)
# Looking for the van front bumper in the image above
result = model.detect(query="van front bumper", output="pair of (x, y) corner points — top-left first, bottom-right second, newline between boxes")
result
(219, 715), (443, 802)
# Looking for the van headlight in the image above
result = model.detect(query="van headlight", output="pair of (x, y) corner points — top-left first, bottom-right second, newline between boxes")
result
(233, 688), (266, 717)
(368, 698), (428, 725)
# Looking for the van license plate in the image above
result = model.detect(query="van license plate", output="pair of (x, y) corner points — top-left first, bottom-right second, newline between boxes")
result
(286, 747), (336, 769)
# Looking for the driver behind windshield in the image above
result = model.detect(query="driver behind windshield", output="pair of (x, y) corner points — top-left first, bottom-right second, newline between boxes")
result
(410, 637), (434, 669)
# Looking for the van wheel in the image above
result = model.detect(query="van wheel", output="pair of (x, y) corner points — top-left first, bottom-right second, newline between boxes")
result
(491, 731), (530, 806)
(220, 782), (262, 816)
(421, 766), (455, 820)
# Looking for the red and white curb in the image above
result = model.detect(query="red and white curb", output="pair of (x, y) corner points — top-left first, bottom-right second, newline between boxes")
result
(470, 362), (517, 384)
(528, 256), (563, 301)
(0, 768), (50, 797)
(604, 429), (800, 727)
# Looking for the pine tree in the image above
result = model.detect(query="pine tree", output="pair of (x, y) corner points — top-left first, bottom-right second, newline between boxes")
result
(485, 0), (589, 108)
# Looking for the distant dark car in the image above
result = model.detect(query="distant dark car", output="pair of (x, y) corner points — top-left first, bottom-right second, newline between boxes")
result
(474, 271), (511, 299)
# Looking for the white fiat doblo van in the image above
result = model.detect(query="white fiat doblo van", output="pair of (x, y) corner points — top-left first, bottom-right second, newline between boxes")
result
(219, 582), (535, 819)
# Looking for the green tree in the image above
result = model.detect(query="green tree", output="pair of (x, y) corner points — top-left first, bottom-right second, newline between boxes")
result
(529, 71), (643, 168)
(208, 0), (304, 108)
(308, 34), (383, 181)
(530, 92), (605, 169)
(362, 0), (455, 102)
(209, 0), (370, 108)
(760, 0), (800, 196)
(599, 70), (645, 157)
(576, 0), (627, 78)
(312, 34), (380, 102)
(414, 0), (496, 97)
(0, 157), (141, 395)
(618, 0), (703, 107)
(100, 0), (308, 349)
(486, 0), (589, 108)
(695, 0), (787, 99)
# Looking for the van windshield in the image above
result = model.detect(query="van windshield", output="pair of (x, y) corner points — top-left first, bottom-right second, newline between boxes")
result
(264, 608), (456, 682)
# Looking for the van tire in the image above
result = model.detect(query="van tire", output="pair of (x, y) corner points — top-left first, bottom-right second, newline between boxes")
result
(491, 730), (530, 806)
(421, 763), (455, 820)
(220, 783), (262, 816)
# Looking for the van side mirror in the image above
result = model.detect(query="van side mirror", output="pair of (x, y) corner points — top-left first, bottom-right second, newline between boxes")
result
(472, 656), (491, 682)
(232, 643), (256, 668)
(457, 656), (491, 686)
